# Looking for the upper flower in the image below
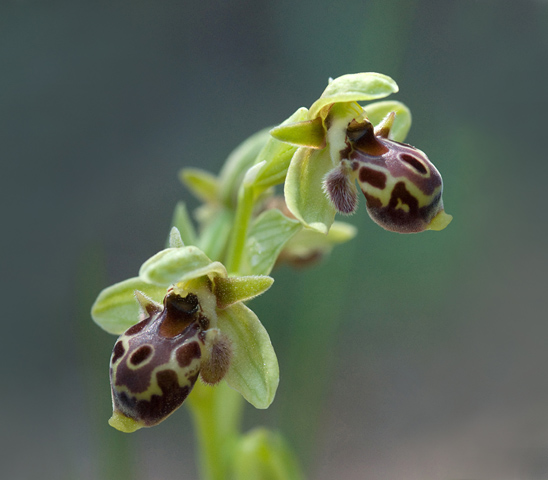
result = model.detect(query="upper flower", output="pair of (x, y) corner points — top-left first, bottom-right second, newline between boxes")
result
(271, 72), (452, 234)
(91, 228), (278, 432)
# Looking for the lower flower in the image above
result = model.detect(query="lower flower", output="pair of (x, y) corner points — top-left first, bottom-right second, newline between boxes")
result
(91, 235), (279, 432)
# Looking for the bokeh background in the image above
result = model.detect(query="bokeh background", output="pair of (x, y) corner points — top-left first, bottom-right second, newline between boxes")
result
(3, 0), (548, 479)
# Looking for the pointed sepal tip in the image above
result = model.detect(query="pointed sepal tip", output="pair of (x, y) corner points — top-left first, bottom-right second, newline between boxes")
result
(374, 111), (396, 138)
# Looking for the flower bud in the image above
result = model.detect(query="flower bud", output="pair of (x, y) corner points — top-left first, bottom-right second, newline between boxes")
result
(233, 428), (304, 480)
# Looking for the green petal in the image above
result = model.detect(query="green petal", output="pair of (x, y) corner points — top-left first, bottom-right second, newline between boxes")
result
(139, 246), (227, 286)
(214, 275), (274, 309)
(309, 72), (398, 119)
(169, 202), (197, 247)
(269, 117), (325, 149)
(244, 209), (302, 275)
(91, 277), (166, 335)
(284, 147), (336, 234)
(364, 100), (412, 142)
(218, 303), (279, 409)
(233, 428), (305, 480)
(179, 168), (220, 204)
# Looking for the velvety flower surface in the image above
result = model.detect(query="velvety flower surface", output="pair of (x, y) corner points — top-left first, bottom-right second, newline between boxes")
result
(271, 73), (452, 234)
(91, 229), (278, 432)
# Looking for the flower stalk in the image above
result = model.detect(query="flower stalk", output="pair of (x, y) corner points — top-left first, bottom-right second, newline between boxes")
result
(225, 178), (255, 275)
(187, 381), (243, 480)
(90, 72), (451, 480)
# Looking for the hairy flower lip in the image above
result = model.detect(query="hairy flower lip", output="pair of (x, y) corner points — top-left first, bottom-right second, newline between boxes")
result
(350, 138), (443, 199)
(322, 162), (358, 215)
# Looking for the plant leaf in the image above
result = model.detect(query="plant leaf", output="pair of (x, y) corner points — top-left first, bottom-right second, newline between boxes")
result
(91, 277), (166, 335)
(284, 147), (336, 234)
(309, 72), (398, 119)
(219, 128), (271, 207)
(218, 303), (279, 409)
(139, 246), (227, 286)
(364, 100), (412, 142)
(244, 209), (302, 275)
(214, 275), (274, 309)
(197, 207), (234, 261)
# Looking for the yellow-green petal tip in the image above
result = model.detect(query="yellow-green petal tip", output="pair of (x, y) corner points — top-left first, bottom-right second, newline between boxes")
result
(109, 410), (143, 433)
(427, 210), (453, 231)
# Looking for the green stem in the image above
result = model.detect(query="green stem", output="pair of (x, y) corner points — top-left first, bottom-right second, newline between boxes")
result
(189, 180), (257, 480)
(224, 184), (255, 274)
(187, 382), (244, 480)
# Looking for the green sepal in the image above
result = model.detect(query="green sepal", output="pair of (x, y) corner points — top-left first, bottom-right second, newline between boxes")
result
(218, 128), (271, 207)
(251, 145), (295, 190)
(170, 202), (197, 247)
(139, 246), (227, 286)
(269, 117), (325, 149)
(284, 147), (336, 234)
(233, 428), (305, 480)
(217, 303), (279, 409)
(179, 168), (220, 204)
(281, 221), (357, 261)
(90, 277), (166, 335)
(364, 100), (412, 142)
(214, 275), (274, 309)
(325, 221), (358, 243)
(244, 209), (302, 275)
(309, 72), (399, 119)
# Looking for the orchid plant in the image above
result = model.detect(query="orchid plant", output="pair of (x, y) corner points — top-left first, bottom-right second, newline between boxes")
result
(91, 72), (451, 480)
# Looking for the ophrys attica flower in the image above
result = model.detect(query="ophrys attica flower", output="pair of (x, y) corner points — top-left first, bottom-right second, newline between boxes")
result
(91, 229), (278, 432)
(271, 73), (452, 234)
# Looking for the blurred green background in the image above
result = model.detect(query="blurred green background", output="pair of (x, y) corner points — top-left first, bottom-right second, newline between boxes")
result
(3, 0), (548, 479)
